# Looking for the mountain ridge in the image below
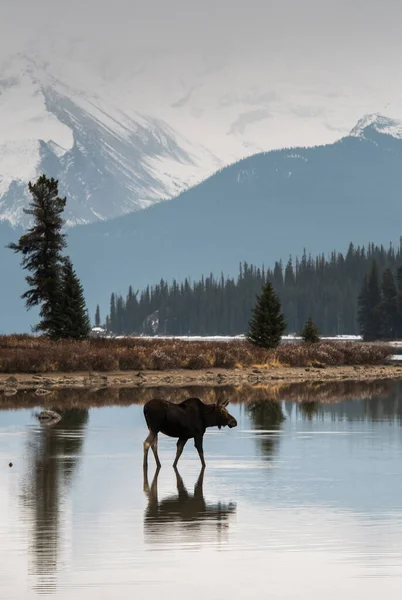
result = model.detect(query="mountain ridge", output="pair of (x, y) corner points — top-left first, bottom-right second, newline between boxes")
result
(2, 112), (402, 333)
(3, 50), (401, 227)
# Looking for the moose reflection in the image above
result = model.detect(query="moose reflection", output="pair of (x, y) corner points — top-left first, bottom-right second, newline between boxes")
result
(143, 467), (236, 546)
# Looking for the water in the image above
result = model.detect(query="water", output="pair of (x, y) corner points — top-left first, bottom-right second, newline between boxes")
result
(1, 381), (402, 599)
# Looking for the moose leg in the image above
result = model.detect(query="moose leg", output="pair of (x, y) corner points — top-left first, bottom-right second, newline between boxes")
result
(143, 431), (157, 470)
(173, 438), (188, 468)
(143, 462), (150, 493)
(194, 466), (206, 499)
(194, 435), (206, 468)
(150, 434), (161, 469)
(173, 466), (190, 499)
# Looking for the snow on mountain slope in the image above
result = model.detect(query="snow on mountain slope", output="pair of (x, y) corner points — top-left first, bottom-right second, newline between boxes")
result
(349, 113), (402, 139)
(0, 54), (225, 225)
(3, 48), (402, 226)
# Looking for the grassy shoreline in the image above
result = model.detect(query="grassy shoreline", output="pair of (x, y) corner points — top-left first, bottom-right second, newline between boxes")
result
(0, 336), (400, 395)
(0, 335), (393, 374)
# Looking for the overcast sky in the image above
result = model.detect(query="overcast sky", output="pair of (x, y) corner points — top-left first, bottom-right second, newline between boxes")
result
(2, 0), (402, 78)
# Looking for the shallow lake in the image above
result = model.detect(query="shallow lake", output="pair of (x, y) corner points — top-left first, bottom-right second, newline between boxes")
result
(1, 380), (402, 599)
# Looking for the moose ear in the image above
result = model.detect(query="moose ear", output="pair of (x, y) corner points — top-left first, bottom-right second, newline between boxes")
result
(218, 397), (229, 407)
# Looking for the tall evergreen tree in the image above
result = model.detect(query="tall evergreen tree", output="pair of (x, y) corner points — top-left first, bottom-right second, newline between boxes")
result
(396, 265), (402, 337)
(358, 261), (383, 341)
(8, 175), (66, 337)
(95, 304), (101, 327)
(59, 258), (91, 339)
(110, 293), (117, 332)
(381, 268), (398, 339)
(116, 295), (125, 334)
(247, 281), (286, 348)
(357, 275), (369, 339)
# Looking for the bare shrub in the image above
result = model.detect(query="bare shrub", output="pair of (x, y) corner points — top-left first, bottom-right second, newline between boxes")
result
(213, 350), (237, 368)
(186, 354), (215, 369)
(0, 335), (392, 373)
(150, 350), (176, 370)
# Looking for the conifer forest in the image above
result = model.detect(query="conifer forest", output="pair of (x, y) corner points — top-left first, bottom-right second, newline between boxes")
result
(105, 240), (402, 337)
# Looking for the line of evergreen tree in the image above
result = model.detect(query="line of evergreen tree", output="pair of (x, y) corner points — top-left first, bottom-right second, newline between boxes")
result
(8, 175), (90, 339)
(104, 239), (402, 336)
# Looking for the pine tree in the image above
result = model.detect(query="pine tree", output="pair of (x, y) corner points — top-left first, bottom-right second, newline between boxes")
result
(116, 295), (125, 334)
(110, 293), (117, 333)
(357, 274), (369, 339)
(95, 304), (101, 327)
(358, 261), (382, 341)
(396, 265), (402, 338)
(381, 268), (398, 339)
(300, 317), (320, 343)
(247, 281), (286, 348)
(8, 175), (66, 336)
(59, 258), (91, 339)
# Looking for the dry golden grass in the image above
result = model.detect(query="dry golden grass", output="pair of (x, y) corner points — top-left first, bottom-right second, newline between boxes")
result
(0, 335), (392, 374)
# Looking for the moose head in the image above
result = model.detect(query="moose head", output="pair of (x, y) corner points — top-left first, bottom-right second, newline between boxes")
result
(213, 396), (237, 430)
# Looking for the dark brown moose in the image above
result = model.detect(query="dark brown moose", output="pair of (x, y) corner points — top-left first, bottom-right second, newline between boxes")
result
(143, 397), (237, 469)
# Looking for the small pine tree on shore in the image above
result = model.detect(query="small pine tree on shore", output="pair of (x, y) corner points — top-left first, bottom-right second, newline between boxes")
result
(95, 304), (101, 327)
(247, 282), (286, 348)
(110, 293), (117, 332)
(300, 317), (320, 343)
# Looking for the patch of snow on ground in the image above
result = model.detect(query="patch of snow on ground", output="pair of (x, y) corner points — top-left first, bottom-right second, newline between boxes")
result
(105, 334), (365, 342)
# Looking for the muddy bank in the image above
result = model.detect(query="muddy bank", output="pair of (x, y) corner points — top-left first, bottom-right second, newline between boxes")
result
(1, 364), (402, 392)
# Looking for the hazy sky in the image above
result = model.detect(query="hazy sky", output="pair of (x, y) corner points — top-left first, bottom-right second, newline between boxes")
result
(2, 0), (402, 150)
(2, 0), (402, 79)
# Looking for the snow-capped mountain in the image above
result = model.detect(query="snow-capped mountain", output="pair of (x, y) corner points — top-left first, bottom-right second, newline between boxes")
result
(3, 105), (402, 333)
(0, 54), (226, 225)
(3, 49), (402, 227)
(350, 113), (402, 140)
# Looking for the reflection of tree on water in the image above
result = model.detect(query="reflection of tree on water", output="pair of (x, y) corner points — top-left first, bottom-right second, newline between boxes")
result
(143, 467), (236, 547)
(294, 381), (402, 424)
(298, 401), (321, 421)
(247, 400), (285, 460)
(20, 409), (88, 594)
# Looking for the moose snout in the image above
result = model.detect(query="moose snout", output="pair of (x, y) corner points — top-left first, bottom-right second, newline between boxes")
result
(228, 417), (237, 428)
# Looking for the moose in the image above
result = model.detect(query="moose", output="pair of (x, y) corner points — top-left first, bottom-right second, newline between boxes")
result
(143, 396), (237, 469)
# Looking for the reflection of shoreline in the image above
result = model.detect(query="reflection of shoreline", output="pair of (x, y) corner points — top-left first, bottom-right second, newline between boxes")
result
(1, 379), (399, 411)
(143, 467), (236, 547)
(19, 409), (88, 594)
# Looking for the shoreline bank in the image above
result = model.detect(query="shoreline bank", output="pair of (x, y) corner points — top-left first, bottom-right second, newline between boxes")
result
(1, 364), (402, 391)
